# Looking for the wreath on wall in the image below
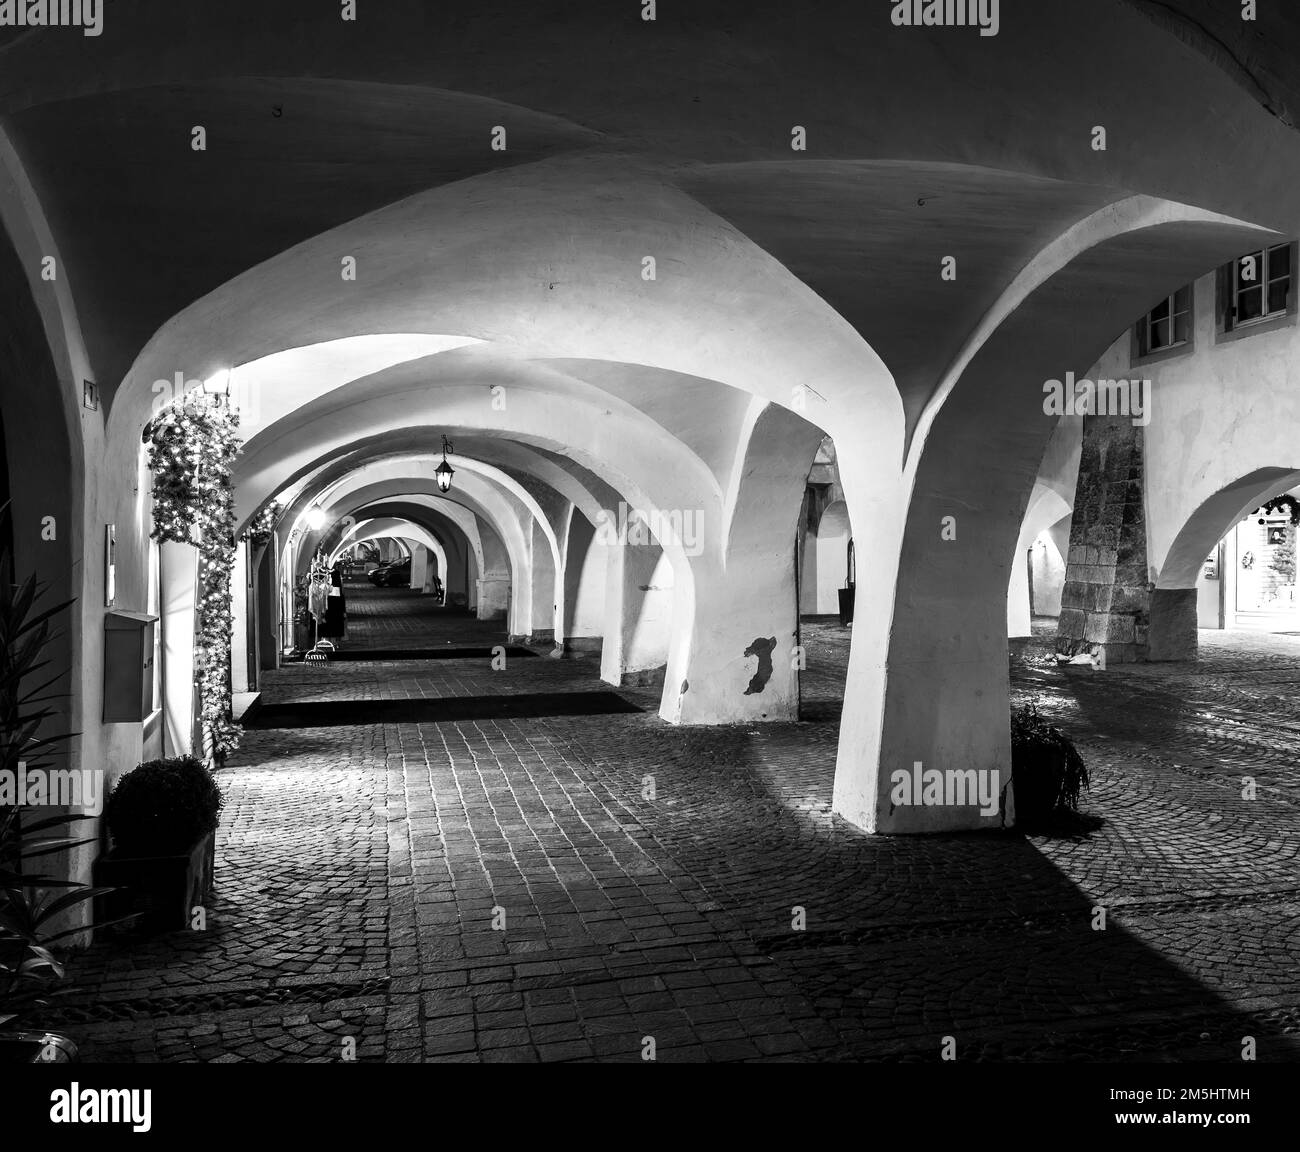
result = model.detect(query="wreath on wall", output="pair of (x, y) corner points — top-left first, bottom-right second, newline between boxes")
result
(1259, 494), (1300, 525)
(146, 396), (242, 762)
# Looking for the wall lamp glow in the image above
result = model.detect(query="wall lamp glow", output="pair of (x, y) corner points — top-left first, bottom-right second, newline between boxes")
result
(304, 506), (327, 531)
(202, 368), (232, 403)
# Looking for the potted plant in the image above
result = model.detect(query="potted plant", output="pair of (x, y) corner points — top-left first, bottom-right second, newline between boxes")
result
(0, 809), (106, 1062)
(1007, 703), (1090, 829)
(96, 756), (223, 933)
(0, 507), (113, 1062)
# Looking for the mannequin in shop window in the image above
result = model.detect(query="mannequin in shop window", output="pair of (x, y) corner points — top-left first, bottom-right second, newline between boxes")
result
(321, 559), (347, 642)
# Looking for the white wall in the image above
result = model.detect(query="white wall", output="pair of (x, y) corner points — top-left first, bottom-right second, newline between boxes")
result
(627, 551), (674, 671)
(1030, 523), (1067, 616)
(814, 501), (851, 613)
(1196, 543), (1222, 628)
(570, 538), (607, 638)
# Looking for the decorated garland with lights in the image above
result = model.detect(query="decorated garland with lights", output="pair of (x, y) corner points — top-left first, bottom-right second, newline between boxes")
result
(1259, 494), (1300, 525)
(146, 396), (242, 762)
(242, 501), (281, 549)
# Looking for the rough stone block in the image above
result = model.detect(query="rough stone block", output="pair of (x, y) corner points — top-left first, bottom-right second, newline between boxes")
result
(1110, 585), (1149, 615)
(1105, 616), (1136, 644)
(1056, 608), (1086, 640)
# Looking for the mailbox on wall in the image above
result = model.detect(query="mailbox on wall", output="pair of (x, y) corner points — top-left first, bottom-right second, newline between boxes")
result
(103, 611), (157, 723)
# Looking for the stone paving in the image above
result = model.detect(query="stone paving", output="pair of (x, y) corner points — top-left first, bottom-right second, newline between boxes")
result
(54, 589), (1300, 1062)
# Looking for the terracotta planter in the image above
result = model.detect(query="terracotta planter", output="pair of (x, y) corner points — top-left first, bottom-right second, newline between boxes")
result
(1010, 743), (1066, 828)
(838, 585), (855, 626)
(94, 830), (216, 933)
(0, 1031), (78, 1063)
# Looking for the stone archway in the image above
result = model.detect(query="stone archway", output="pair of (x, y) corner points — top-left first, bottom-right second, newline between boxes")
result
(1150, 468), (1300, 659)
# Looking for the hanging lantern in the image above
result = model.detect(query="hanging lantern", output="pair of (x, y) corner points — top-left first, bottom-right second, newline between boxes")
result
(436, 434), (455, 493)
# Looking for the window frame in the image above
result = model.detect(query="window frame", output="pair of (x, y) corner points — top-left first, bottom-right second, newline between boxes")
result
(1132, 282), (1194, 366)
(1217, 241), (1299, 344)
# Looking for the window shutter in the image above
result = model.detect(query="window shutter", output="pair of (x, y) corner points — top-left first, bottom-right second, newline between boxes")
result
(1216, 262), (1232, 332)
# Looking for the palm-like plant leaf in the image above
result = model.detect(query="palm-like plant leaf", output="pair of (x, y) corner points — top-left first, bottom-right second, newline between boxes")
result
(0, 502), (117, 1031)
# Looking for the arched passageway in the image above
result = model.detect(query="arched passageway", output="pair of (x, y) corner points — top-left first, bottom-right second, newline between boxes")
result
(8, 2), (1300, 1072)
(1151, 469), (1300, 658)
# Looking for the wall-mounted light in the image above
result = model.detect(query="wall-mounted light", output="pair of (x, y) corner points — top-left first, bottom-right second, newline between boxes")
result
(304, 506), (327, 531)
(435, 434), (455, 493)
(202, 369), (232, 404)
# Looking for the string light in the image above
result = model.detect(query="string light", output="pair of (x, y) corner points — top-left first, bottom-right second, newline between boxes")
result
(242, 501), (282, 549)
(146, 395), (242, 760)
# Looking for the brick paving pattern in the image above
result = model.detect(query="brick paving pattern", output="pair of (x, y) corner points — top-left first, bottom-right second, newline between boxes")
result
(56, 589), (1300, 1062)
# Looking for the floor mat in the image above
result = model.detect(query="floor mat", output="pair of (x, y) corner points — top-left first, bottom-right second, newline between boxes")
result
(284, 645), (537, 662)
(246, 691), (642, 727)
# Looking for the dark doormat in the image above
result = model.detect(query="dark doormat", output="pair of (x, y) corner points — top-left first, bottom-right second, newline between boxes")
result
(284, 646), (536, 662)
(246, 691), (642, 728)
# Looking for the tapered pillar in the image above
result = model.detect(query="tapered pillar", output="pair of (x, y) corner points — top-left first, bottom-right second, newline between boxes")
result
(1056, 414), (1151, 663)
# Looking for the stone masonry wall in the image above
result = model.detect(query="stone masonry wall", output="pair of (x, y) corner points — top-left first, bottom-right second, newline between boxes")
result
(1055, 414), (1151, 663)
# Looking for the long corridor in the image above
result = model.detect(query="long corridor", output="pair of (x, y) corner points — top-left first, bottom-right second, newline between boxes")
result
(57, 586), (1300, 1063)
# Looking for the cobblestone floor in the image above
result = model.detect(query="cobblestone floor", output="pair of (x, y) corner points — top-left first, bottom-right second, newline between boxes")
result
(57, 591), (1300, 1062)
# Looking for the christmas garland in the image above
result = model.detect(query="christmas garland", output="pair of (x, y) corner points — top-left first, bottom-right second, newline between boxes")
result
(242, 501), (281, 550)
(146, 396), (242, 761)
(1259, 494), (1300, 525)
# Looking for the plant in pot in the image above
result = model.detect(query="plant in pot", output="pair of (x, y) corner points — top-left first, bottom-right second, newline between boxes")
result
(0, 809), (108, 1063)
(0, 508), (116, 1062)
(97, 756), (223, 934)
(1007, 702), (1090, 830)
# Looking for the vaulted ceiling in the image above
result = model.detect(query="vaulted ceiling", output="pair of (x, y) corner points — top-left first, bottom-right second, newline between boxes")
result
(3, 0), (1299, 529)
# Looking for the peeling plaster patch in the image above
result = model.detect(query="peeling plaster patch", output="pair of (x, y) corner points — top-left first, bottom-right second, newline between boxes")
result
(680, 680), (689, 694)
(743, 637), (777, 695)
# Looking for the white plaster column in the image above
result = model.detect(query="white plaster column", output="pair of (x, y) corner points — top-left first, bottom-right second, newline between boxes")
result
(160, 540), (198, 757)
(599, 541), (670, 685)
(476, 573), (510, 620)
(230, 539), (252, 693)
(669, 550), (798, 723)
(409, 544), (428, 593)
(662, 403), (823, 726)
(529, 517), (557, 641)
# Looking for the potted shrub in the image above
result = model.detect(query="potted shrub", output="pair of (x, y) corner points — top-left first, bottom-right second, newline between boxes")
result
(1007, 703), (1089, 829)
(96, 756), (223, 933)
(0, 808), (105, 1063)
